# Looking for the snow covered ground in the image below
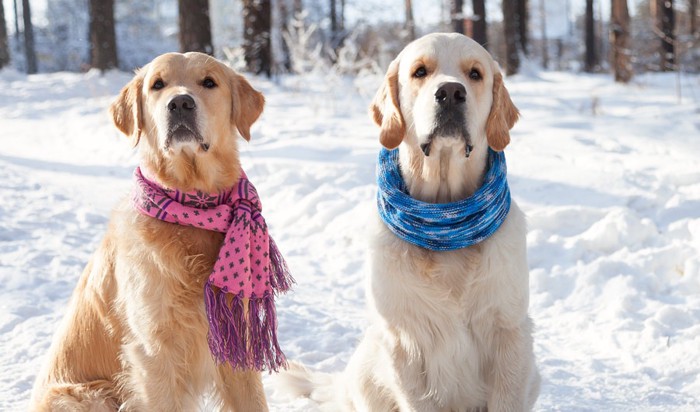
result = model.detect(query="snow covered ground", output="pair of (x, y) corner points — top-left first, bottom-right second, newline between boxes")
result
(1, 66), (699, 411)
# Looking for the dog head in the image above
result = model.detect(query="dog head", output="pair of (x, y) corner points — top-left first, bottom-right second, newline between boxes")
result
(370, 33), (518, 157)
(110, 52), (264, 191)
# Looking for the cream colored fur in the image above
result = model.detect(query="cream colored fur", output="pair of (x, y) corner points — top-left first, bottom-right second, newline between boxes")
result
(276, 33), (540, 411)
(31, 52), (269, 411)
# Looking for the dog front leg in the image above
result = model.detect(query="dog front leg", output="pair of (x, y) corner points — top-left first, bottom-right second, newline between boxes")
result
(488, 321), (540, 412)
(388, 340), (451, 412)
(214, 365), (269, 412)
(119, 339), (206, 412)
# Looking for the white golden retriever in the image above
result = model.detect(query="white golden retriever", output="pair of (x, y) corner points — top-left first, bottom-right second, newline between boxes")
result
(277, 33), (540, 411)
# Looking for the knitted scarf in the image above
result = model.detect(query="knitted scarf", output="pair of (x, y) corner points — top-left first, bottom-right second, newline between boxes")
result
(377, 148), (511, 251)
(132, 167), (293, 372)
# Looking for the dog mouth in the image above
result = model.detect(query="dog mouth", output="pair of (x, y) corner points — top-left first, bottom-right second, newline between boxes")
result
(420, 110), (473, 157)
(165, 122), (209, 152)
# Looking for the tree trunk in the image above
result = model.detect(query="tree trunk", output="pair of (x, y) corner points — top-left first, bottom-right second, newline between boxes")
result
(597, 0), (606, 69)
(517, 0), (529, 56)
(243, 0), (272, 77)
(452, 0), (464, 34)
(405, 0), (416, 40)
(279, 0), (292, 72)
(503, 0), (520, 75)
(690, 0), (697, 36)
(178, 0), (212, 54)
(339, 0), (345, 31)
(471, 0), (487, 48)
(293, 0), (302, 16)
(539, 0), (548, 69)
(0, 0), (10, 68)
(12, 0), (20, 69)
(329, 0), (344, 52)
(584, 0), (597, 72)
(21, 0), (36, 73)
(330, 0), (337, 33)
(657, 0), (675, 71)
(88, 0), (118, 71)
(611, 0), (632, 82)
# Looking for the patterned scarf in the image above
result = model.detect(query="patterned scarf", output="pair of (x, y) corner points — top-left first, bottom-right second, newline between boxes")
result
(132, 167), (293, 372)
(376, 148), (511, 251)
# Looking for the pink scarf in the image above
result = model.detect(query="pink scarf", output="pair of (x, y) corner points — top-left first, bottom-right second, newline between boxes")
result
(132, 167), (293, 372)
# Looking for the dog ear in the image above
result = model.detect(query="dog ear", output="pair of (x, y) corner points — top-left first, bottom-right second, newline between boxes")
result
(231, 73), (265, 141)
(370, 58), (405, 150)
(485, 72), (519, 152)
(110, 68), (145, 143)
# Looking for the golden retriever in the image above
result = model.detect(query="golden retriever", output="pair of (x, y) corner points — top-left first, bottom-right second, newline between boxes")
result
(277, 33), (540, 411)
(31, 52), (270, 411)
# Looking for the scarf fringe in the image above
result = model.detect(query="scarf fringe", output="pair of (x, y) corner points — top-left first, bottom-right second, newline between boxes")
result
(268, 237), (295, 293)
(205, 280), (287, 372)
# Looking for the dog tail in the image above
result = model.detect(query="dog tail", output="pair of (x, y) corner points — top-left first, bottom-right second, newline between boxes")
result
(273, 361), (341, 408)
(31, 380), (119, 412)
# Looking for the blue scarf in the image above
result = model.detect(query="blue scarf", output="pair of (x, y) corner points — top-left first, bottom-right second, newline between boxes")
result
(376, 148), (511, 251)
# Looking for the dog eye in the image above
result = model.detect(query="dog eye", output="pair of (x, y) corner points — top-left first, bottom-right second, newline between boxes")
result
(202, 77), (217, 89)
(413, 66), (427, 78)
(469, 69), (482, 81)
(152, 79), (165, 90)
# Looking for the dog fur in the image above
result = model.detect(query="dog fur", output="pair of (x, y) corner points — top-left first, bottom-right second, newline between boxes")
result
(276, 33), (540, 411)
(30, 52), (270, 411)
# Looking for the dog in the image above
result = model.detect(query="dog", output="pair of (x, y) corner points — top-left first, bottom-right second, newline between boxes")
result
(276, 33), (540, 411)
(30, 52), (272, 411)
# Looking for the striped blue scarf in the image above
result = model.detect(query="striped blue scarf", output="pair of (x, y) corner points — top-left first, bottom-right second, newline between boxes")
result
(376, 148), (511, 251)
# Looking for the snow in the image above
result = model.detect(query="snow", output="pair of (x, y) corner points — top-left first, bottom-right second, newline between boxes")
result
(1, 66), (699, 411)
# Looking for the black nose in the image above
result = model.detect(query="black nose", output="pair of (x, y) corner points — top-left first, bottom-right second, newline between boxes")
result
(435, 82), (466, 105)
(168, 94), (196, 112)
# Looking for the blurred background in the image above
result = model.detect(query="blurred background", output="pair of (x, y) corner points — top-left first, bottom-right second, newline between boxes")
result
(1, 2), (699, 410)
(0, 0), (698, 83)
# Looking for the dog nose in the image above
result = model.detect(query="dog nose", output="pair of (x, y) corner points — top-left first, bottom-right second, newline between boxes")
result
(435, 82), (466, 105)
(168, 94), (196, 112)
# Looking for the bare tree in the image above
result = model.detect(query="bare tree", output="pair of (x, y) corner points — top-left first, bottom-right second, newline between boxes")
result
(21, 0), (36, 73)
(539, 0), (547, 68)
(405, 0), (416, 41)
(472, 0), (487, 47)
(657, 0), (675, 71)
(330, 0), (337, 34)
(11, 0), (20, 64)
(584, 0), (598, 72)
(340, 0), (345, 31)
(178, 0), (212, 54)
(517, 0), (529, 56)
(329, 0), (346, 52)
(329, 0), (345, 50)
(0, 0), (9, 68)
(611, 0), (632, 82)
(690, 0), (697, 36)
(503, 0), (520, 74)
(243, 0), (272, 77)
(279, 0), (292, 72)
(88, 0), (118, 71)
(452, 0), (464, 34)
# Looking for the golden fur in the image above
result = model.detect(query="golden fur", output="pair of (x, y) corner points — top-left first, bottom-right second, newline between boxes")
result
(31, 52), (269, 411)
(277, 33), (540, 411)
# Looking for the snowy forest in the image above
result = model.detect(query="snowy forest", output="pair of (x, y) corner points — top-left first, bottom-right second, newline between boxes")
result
(1, 1), (700, 411)
(0, 0), (699, 81)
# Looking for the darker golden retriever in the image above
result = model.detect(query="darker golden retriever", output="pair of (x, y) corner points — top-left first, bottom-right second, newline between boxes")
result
(31, 52), (275, 411)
